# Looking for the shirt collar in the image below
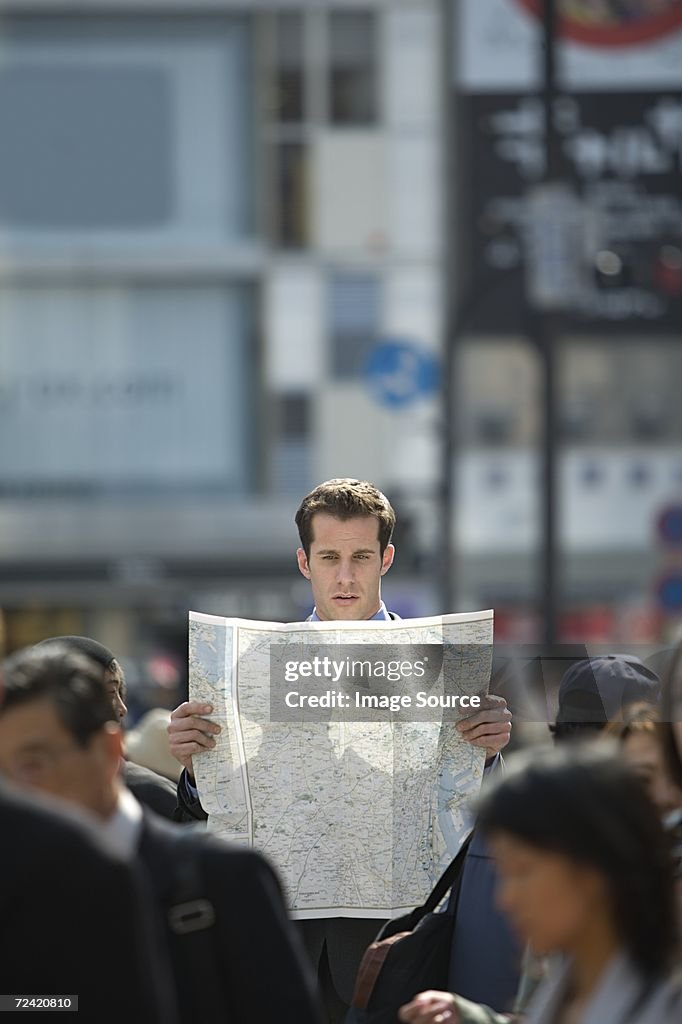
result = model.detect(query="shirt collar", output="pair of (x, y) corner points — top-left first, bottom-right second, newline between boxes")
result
(309, 601), (390, 622)
(100, 785), (143, 861)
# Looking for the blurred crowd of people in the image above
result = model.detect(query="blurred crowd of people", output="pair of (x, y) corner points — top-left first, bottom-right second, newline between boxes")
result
(2, 479), (682, 1023)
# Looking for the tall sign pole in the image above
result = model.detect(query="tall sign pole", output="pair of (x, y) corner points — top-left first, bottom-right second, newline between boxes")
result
(537, 0), (561, 646)
(440, 0), (457, 615)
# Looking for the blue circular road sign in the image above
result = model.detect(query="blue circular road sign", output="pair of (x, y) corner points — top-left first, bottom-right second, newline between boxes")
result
(364, 339), (439, 409)
(657, 505), (682, 547)
(656, 571), (682, 613)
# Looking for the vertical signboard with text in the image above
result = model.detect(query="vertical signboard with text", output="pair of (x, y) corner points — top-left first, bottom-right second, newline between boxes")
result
(455, 0), (682, 332)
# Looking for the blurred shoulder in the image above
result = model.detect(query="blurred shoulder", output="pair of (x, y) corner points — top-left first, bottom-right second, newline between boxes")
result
(0, 779), (128, 876)
(139, 809), (283, 899)
(122, 760), (178, 819)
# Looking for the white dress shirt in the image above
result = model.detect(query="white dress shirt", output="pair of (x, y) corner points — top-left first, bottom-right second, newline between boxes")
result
(99, 786), (144, 861)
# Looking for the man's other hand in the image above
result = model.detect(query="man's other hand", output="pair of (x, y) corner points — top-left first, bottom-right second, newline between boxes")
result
(457, 695), (512, 759)
(167, 701), (221, 780)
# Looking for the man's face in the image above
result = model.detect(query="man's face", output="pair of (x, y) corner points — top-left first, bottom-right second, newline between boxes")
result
(105, 667), (128, 723)
(296, 514), (394, 621)
(0, 696), (121, 818)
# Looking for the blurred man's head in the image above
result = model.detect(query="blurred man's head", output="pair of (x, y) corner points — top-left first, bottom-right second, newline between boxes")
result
(35, 636), (128, 722)
(552, 654), (660, 744)
(294, 479), (396, 621)
(0, 645), (122, 819)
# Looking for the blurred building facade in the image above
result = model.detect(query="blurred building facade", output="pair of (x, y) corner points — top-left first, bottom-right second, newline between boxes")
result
(0, 0), (680, 672)
(0, 0), (445, 674)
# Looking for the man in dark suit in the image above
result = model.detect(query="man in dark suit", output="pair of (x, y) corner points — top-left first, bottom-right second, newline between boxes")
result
(0, 643), (321, 1024)
(0, 778), (177, 1023)
(168, 479), (514, 1021)
(35, 635), (179, 819)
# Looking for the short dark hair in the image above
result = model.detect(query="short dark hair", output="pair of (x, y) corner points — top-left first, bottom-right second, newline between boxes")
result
(295, 479), (396, 558)
(35, 635), (127, 701)
(476, 744), (677, 979)
(34, 635), (116, 671)
(0, 645), (117, 747)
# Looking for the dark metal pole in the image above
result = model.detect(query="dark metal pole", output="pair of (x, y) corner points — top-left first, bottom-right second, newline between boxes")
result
(543, 0), (560, 179)
(440, 0), (457, 614)
(539, 314), (559, 647)
(539, 0), (560, 646)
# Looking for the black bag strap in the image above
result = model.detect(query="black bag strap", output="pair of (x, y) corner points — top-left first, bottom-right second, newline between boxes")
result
(419, 831), (474, 919)
(167, 833), (216, 934)
(164, 831), (226, 1021)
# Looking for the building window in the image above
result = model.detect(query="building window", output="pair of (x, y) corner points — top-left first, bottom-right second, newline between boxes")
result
(329, 273), (381, 379)
(0, 15), (254, 243)
(272, 394), (311, 495)
(0, 283), (254, 494)
(279, 394), (310, 439)
(274, 142), (310, 249)
(0, 65), (172, 229)
(261, 8), (381, 250)
(328, 12), (378, 125)
(274, 12), (304, 124)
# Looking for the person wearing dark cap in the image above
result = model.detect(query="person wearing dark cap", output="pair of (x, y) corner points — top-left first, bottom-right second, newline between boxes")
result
(35, 635), (179, 820)
(551, 653), (660, 743)
(548, 655), (659, 745)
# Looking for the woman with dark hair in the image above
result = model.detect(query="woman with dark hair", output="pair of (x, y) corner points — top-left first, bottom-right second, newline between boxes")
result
(401, 744), (681, 1024)
(474, 744), (680, 1023)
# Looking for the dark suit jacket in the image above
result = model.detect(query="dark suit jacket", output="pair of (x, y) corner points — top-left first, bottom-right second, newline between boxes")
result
(174, 766), (207, 822)
(137, 809), (321, 1024)
(123, 758), (180, 820)
(0, 781), (177, 1024)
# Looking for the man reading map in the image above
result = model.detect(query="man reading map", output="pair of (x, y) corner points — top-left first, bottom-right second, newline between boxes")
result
(168, 479), (517, 1022)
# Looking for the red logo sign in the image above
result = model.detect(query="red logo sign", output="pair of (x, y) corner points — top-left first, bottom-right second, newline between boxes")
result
(516, 0), (682, 48)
